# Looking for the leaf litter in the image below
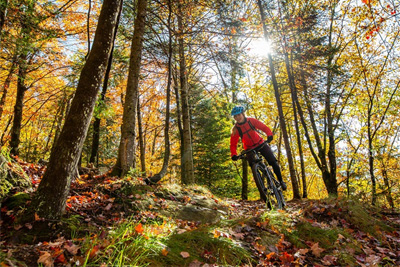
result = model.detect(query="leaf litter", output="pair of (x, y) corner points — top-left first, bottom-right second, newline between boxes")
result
(0, 160), (399, 266)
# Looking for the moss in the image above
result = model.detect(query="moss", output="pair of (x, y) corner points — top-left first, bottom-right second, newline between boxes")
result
(286, 221), (345, 249)
(149, 227), (253, 266)
(61, 215), (87, 239)
(0, 153), (31, 201)
(0, 250), (29, 267)
(341, 199), (393, 235)
(2, 192), (31, 210)
(337, 252), (357, 266)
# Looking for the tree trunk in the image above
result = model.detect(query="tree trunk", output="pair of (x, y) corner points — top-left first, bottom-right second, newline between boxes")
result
(286, 52), (307, 198)
(325, 59), (338, 196)
(0, 0), (7, 41)
(241, 158), (248, 200)
(0, 116), (12, 146)
(173, 73), (185, 178)
(0, 54), (17, 121)
(177, 0), (194, 184)
(293, 102), (307, 198)
(29, 0), (122, 220)
(381, 163), (394, 209)
(324, 2), (338, 196)
(146, 0), (173, 184)
(257, 0), (299, 199)
(283, 51), (303, 199)
(137, 99), (146, 175)
(44, 96), (67, 155)
(10, 55), (28, 156)
(301, 70), (337, 196)
(112, 0), (147, 177)
(368, 128), (377, 205)
(89, 54), (112, 164)
(89, 0), (122, 165)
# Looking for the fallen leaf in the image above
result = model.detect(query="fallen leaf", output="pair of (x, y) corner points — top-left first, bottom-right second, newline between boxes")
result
(310, 242), (324, 257)
(54, 253), (67, 265)
(188, 260), (202, 267)
(88, 245), (100, 259)
(337, 233), (345, 241)
(279, 252), (294, 263)
(266, 252), (277, 260)
(64, 242), (80, 255)
(37, 251), (54, 267)
(180, 251), (190, 258)
(366, 255), (381, 266)
(13, 224), (22, 230)
(161, 248), (169, 256)
(321, 255), (337, 265)
(135, 223), (144, 234)
(296, 248), (309, 256)
(232, 232), (245, 240)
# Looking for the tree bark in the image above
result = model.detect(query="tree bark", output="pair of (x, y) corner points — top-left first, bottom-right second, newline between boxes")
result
(283, 51), (302, 199)
(89, 53), (112, 164)
(241, 158), (248, 200)
(177, 0), (194, 184)
(29, 0), (123, 220)
(257, 0), (298, 198)
(10, 55), (28, 156)
(146, 0), (173, 184)
(173, 72), (185, 177)
(112, 0), (147, 177)
(0, 0), (7, 42)
(89, 0), (122, 165)
(380, 163), (394, 209)
(137, 99), (146, 175)
(0, 54), (17, 121)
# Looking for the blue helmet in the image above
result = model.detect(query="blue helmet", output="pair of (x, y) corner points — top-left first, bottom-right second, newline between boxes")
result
(231, 106), (245, 116)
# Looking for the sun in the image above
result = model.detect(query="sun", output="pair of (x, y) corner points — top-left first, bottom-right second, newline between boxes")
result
(248, 39), (273, 57)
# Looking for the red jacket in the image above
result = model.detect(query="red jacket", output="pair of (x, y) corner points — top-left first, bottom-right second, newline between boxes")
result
(230, 117), (273, 157)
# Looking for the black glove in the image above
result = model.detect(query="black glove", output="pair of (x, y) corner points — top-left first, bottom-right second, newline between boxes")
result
(231, 155), (239, 161)
(267, 135), (273, 143)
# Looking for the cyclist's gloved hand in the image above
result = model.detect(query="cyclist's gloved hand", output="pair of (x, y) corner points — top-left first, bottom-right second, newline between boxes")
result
(267, 135), (273, 143)
(231, 155), (239, 161)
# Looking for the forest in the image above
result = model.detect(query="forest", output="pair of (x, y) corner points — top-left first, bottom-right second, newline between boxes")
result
(0, 0), (399, 266)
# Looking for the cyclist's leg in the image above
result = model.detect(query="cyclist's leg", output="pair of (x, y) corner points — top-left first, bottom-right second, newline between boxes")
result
(259, 145), (286, 190)
(245, 152), (256, 166)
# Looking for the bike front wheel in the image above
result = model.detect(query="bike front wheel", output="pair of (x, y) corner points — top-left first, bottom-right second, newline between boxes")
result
(251, 163), (271, 207)
(265, 168), (285, 209)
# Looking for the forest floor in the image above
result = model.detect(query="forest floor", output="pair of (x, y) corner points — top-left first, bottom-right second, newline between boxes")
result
(0, 161), (400, 266)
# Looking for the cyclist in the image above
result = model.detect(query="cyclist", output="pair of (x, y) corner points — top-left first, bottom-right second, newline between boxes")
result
(230, 106), (287, 191)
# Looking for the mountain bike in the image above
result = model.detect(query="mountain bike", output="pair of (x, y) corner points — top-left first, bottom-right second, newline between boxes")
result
(238, 141), (286, 210)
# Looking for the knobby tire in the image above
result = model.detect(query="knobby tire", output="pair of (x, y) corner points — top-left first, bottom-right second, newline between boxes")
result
(266, 168), (285, 209)
(251, 163), (272, 209)
(252, 163), (285, 210)
(252, 163), (267, 201)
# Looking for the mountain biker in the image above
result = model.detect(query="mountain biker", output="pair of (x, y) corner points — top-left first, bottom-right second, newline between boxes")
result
(230, 106), (287, 191)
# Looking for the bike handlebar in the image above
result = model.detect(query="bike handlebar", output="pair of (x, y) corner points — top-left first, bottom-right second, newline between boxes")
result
(237, 141), (270, 160)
